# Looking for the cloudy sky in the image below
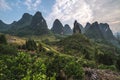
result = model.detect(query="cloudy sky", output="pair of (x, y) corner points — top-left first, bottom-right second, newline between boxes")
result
(0, 0), (120, 33)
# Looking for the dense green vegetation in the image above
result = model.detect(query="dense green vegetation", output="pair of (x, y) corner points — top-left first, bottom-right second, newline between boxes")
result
(0, 34), (7, 44)
(0, 34), (17, 55)
(56, 34), (120, 70)
(0, 34), (120, 80)
(0, 52), (84, 80)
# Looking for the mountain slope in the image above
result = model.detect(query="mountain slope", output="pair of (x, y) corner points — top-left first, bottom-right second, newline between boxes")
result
(85, 22), (115, 41)
(84, 22), (91, 33)
(51, 19), (64, 34)
(6, 11), (50, 36)
(7, 13), (32, 34)
(63, 24), (72, 35)
(57, 34), (95, 58)
(0, 20), (9, 31)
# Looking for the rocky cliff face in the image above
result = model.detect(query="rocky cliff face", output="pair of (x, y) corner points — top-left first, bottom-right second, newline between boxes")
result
(84, 22), (91, 33)
(85, 22), (115, 40)
(73, 20), (81, 34)
(78, 23), (84, 34)
(6, 11), (49, 36)
(84, 68), (120, 80)
(63, 24), (72, 35)
(8, 13), (32, 34)
(51, 19), (64, 34)
(99, 23), (115, 40)
(28, 11), (49, 35)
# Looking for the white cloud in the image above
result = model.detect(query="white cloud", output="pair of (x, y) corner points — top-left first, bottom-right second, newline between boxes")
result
(24, 0), (41, 10)
(46, 0), (120, 33)
(46, 0), (93, 28)
(0, 0), (11, 10)
(86, 0), (120, 33)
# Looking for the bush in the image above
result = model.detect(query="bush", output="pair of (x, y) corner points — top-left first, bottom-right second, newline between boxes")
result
(116, 55), (120, 71)
(65, 61), (84, 80)
(0, 34), (7, 44)
(46, 55), (84, 80)
(0, 44), (17, 54)
(95, 49), (116, 65)
(24, 39), (37, 51)
(0, 52), (47, 80)
(98, 64), (117, 71)
(77, 58), (96, 68)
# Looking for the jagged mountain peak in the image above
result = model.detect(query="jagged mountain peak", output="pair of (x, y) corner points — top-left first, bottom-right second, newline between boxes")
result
(21, 13), (32, 21)
(73, 20), (81, 34)
(51, 19), (63, 34)
(85, 21), (115, 40)
(54, 19), (62, 25)
(34, 11), (42, 18)
(63, 24), (72, 35)
(86, 22), (91, 25)
(0, 20), (5, 24)
(64, 24), (71, 29)
(92, 21), (99, 27)
(84, 22), (91, 32)
(85, 22), (91, 28)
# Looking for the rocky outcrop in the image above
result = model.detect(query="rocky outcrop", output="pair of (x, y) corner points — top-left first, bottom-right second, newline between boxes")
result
(84, 68), (120, 80)
(28, 11), (49, 35)
(63, 24), (72, 35)
(6, 11), (49, 36)
(73, 20), (81, 34)
(99, 23), (115, 40)
(8, 13), (32, 34)
(51, 19), (64, 35)
(85, 21), (115, 40)
(84, 22), (91, 33)
(78, 23), (84, 34)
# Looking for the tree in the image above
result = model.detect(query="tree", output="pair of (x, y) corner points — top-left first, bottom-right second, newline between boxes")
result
(116, 55), (120, 71)
(0, 34), (7, 44)
(95, 50), (116, 65)
(25, 39), (37, 50)
(65, 61), (84, 80)
(0, 44), (17, 54)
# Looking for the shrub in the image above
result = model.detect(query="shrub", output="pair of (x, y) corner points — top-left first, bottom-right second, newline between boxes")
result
(0, 34), (7, 44)
(25, 39), (37, 50)
(98, 64), (117, 71)
(0, 44), (17, 54)
(65, 61), (84, 80)
(116, 55), (120, 71)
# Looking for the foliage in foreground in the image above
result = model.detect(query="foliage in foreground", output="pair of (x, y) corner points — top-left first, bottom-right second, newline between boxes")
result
(0, 52), (84, 80)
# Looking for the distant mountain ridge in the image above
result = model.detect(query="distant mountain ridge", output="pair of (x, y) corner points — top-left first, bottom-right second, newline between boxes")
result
(0, 11), (49, 36)
(51, 19), (64, 35)
(0, 20), (9, 31)
(0, 11), (117, 41)
(84, 21), (115, 41)
(63, 24), (72, 35)
(51, 19), (73, 35)
(7, 13), (33, 34)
